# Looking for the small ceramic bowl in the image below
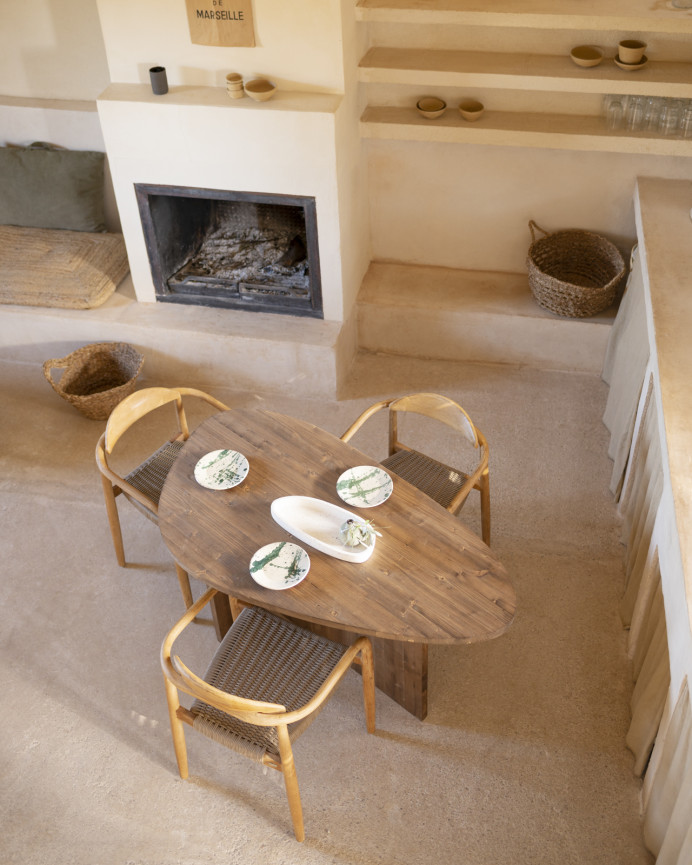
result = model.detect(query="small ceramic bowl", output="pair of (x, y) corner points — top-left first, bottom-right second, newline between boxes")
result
(570, 45), (604, 68)
(416, 96), (446, 119)
(226, 73), (244, 99)
(244, 78), (276, 102)
(458, 99), (485, 122)
(618, 40), (647, 64)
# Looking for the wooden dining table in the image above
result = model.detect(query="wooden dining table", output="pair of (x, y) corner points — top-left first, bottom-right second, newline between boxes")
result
(158, 408), (516, 720)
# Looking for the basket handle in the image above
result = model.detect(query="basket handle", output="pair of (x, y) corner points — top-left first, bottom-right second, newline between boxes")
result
(528, 220), (550, 243)
(42, 355), (71, 395)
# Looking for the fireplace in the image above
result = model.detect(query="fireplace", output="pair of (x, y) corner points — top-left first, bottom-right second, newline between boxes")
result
(135, 184), (323, 318)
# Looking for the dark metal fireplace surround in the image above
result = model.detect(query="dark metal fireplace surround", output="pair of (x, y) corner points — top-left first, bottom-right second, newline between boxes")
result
(135, 184), (323, 318)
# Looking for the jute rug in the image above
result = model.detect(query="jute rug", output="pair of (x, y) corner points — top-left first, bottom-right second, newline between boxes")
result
(0, 223), (129, 309)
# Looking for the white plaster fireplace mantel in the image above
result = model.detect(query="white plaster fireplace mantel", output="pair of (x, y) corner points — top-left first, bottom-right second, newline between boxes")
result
(96, 83), (348, 322)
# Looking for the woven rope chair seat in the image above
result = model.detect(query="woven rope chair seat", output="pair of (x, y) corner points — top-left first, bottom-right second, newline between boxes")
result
(191, 606), (348, 762)
(123, 439), (185, 516)
(382, 449), (469, 512)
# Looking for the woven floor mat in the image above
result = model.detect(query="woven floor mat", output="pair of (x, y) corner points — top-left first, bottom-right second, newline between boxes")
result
(0, 224), (129, 309)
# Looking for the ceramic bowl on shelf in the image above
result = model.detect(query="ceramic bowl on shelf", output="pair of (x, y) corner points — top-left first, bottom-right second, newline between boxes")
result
(416, 96), (446, 119)
(226, 72), (244, 99)
(244, 78), (276, 101)
(570, 45), (604, 68)
(614, 55), (649, 72)
(618, 39), (647, 64)
(458, 98), (485, 121)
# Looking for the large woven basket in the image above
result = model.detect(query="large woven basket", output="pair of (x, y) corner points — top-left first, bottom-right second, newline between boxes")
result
(43, 342), (144, 420)
(527, 220), (625, 318)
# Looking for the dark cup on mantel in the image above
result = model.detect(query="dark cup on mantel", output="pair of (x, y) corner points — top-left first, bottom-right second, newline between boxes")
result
(149, 66), (168, 95)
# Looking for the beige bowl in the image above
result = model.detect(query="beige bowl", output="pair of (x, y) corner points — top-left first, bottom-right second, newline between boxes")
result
(570, 45), (604, 68)
(416, 96), (446, 119)
(226, 73), (244, 99)
(244, 78), (276, 102)
(458, 99), (485, 122)
(618, 39), (647, 64)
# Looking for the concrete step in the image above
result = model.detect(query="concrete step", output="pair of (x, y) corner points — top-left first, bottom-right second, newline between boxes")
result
(1, 263), (614, 406)
(0, 276), (351, 399)
(357, 262), (616, 374)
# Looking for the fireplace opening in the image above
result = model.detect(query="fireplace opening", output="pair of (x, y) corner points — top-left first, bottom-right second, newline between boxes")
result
(135, 184), (323, 318)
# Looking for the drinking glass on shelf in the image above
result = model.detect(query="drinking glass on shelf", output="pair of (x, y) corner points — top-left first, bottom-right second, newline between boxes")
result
(626, 96), (645, 131)
(681, 103), (692, 139)
(643, 97), (662, 132)
(659, 99), (683, 137)
(605, 96), (625, 131)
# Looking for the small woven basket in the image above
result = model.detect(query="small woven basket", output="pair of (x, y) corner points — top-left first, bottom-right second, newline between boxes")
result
(526, 220), (625, 318)
(43, 342), (144, 420)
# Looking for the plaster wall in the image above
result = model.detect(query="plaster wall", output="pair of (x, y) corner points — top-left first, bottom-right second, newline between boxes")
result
(0, 0), (109, 101)
(367, 140), (692, 272)
(96, 0), (345, 93)
(334, 1), (372, 319)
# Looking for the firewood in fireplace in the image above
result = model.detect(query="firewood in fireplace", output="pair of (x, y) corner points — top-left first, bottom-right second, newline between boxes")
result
(276, 234), (306, 268)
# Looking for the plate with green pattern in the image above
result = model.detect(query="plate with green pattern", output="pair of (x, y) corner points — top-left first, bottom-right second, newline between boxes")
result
(249, 542), (310, 590)
(194, 449), (250, 490)
(336, 465), (393, 508)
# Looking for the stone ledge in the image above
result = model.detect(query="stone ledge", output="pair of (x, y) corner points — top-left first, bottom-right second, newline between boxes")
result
(358, 261), (615, 373)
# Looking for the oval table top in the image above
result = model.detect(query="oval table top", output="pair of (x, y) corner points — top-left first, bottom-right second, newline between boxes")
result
(158, 408), (516, 644)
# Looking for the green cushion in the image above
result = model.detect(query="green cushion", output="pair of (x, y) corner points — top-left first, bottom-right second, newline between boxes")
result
(0, 143), (106, 232)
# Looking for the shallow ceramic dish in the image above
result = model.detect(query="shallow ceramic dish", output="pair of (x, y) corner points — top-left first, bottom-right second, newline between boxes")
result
(458, 99), (485, 121)
(614, 55), (649, 71)
(271, 495), (376, 563)
(244, 78), (276, 101)
(570, 45), (604, 68)
(416, 96), (446, 119)
(194, 449), (249, 490)
(249, 541), (310, 590)
(336, 466), (393, 508)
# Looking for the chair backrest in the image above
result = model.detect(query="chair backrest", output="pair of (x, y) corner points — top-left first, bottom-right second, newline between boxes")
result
(103, 387), (231, 455)
(388, 393), (480, 448)
(104, 387), (187, 454)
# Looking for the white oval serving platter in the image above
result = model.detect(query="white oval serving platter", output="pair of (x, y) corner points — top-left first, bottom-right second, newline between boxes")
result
(271, 495), (377, 563)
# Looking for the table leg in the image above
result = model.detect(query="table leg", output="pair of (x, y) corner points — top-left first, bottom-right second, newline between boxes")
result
(371, 637), (428, 721)
(297, 621), (428, 720)
(210, 590), (233, 640)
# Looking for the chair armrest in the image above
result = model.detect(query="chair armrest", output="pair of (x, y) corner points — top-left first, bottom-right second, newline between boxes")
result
(340, 400), (391, 443)
(447, 442), (489, 514)
(95, 436), (162, 514)
(175, 387), (229, 412)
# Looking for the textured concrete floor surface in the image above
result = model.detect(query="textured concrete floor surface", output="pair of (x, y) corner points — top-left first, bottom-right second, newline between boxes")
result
(0, 353), (653, 865)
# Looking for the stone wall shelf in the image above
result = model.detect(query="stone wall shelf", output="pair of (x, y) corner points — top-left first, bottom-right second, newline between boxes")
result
(361, 105), (692, 157)
(355, 0), (692, 34)
(359, 47), (692, 100)
(97, 83), (342, 116)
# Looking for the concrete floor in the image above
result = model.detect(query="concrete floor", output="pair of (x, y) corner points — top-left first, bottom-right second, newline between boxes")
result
(0, 351), (653, 865)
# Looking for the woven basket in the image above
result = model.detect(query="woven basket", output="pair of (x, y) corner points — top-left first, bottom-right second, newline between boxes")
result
(526, 220), (625, 318)
(43, 342), (144, 420)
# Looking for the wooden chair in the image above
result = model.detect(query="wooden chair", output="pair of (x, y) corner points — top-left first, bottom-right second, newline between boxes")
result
(95, 386), (229, 610)
(161, 587), (376, 842)
(341, 392), (491, 545)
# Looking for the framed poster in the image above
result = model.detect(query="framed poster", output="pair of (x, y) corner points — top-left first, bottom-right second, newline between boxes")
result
(186, 0), (255, 47)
